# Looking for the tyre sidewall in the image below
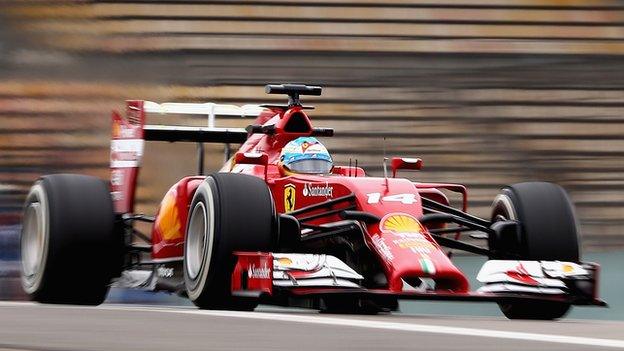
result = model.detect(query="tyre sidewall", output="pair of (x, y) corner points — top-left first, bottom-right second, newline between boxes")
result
(184, 178), (218, 301)
(21, 182), (50, 295)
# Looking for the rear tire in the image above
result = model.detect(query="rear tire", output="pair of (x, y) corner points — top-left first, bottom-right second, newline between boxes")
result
(21, 174), (123, 305)
(184, 173), (276, 310)
(491, 182), (580, 320)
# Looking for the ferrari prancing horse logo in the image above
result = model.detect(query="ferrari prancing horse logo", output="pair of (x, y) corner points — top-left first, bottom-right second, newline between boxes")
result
(284, 184), (296, 212)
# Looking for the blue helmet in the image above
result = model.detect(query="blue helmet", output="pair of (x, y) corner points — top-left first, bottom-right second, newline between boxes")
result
(279, 137), (333, 174)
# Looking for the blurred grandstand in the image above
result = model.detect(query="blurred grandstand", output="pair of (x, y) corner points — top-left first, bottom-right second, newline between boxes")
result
(0, 0), (623, 256)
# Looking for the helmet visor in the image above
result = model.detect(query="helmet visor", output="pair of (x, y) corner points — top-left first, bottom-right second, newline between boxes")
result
(286, 159), (333, 174)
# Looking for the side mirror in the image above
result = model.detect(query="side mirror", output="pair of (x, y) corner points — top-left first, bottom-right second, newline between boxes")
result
(391, 157), (423, 178)
(234, 152), (268, 166)
(234, 152), (269, 179)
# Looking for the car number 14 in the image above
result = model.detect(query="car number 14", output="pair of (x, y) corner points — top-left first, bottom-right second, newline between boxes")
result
(366, 192), (417, 204)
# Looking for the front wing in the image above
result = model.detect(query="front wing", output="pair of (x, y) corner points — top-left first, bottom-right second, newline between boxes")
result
(231, 252), (606, 307)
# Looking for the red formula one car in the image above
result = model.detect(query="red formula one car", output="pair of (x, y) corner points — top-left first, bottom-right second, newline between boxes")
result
(20, 84), (604, 319)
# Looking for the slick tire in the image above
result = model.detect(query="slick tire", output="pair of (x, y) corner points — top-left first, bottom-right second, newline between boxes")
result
(21, 174), (123, 305)
(184, 173), (276, 310)
(491, 182), (580, 320)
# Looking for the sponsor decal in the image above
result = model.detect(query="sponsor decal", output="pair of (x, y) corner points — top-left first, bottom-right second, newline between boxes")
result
(301, 141), (313, 153)
(276, 257), (293, 266)
(392, 238), (435, 254)
(113, 122), (140, 140)
(419, 255), (436, 275)
(300, 139), (324, 154)
(372, 234), (394, 261)
(111, 191), (123, 201)
(380, 213), (436, 254)
(380, 213), (425, 234)
(303, 182), (333, 197)
(120, 128), (137, 139)
(284, 184), (296, 212)
(542, 261), (589, 278)
(248, 264), (271, 279)
(110, 139), (144, 168)
(111, 169), (124, 186)
(157, 266), (174, 278)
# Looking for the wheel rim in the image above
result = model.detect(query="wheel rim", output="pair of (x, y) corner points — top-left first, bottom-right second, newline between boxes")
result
(21, 183), (49, 293)
(492, 194), (517, 221)
(185, 202), (208, 280)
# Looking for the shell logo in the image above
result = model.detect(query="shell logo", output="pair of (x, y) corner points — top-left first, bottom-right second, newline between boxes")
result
(277, 257), (293, 266)
(562, 263), (574, 273)
(157, 192), (183, 241)
(380, 213), (424, 234)
(112, 120), (121, 139)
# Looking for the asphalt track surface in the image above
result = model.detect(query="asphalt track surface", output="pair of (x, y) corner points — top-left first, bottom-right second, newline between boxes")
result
(1, 302), (624, 351)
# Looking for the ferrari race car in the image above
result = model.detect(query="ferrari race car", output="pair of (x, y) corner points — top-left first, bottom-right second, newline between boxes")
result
(20, 84), (605, 319)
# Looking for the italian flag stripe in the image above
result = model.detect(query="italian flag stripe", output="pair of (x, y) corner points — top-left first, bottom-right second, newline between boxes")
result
(419, 258), (436, 274)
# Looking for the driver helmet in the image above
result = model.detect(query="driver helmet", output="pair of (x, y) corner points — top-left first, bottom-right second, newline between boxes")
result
(279, 137), (333, 175)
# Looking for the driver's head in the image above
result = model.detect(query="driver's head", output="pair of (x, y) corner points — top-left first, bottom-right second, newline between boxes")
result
(279, 137), (333, 175)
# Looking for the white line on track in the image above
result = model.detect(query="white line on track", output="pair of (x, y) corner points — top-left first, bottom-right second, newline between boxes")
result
(2, 302), (624, 349)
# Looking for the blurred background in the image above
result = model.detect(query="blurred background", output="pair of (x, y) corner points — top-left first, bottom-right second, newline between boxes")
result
(0, 0), (623, 317)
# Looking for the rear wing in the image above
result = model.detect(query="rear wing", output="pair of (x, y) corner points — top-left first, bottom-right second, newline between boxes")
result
(110, 100), (268, 213)
(142, 101), (264, 141)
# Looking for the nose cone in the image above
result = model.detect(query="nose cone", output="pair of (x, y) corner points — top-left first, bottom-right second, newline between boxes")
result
(369, 212), (470, 292)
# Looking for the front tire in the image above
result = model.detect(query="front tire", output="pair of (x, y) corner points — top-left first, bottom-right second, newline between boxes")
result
(21, 174), (123, 305)
(184, 173), (276, 310)
(490, 182), (580, 320)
